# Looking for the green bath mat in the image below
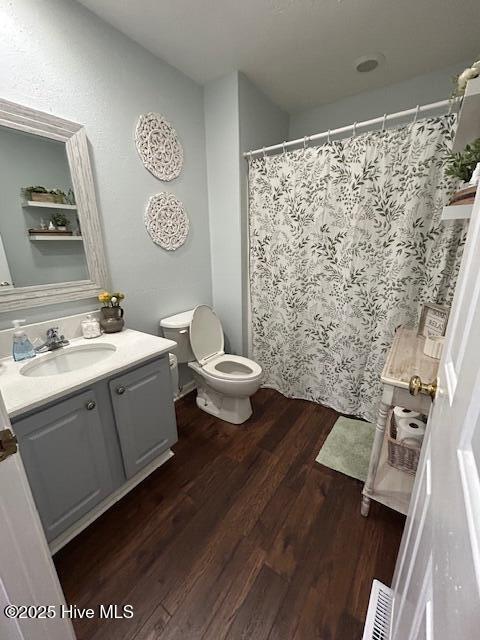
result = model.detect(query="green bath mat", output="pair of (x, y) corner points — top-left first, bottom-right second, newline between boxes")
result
(315, 416), (375, 482)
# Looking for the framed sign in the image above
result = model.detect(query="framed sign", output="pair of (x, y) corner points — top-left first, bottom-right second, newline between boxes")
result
(418, 303), (450, 338)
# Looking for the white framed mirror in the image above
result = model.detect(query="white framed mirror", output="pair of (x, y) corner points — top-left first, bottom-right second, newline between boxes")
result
(0, 98), (108, 311)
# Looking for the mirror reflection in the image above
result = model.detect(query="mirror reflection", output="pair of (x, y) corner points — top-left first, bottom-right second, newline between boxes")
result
(0, 125), (88, 289)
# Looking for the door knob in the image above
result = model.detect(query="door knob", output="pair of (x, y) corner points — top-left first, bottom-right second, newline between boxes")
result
(86, 400), (96, 410)
(116, 386), (126, 395)
(409, 375), (437, 399)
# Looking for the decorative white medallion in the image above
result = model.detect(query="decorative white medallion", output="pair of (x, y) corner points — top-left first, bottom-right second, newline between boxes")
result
(135, 113), (183, 181)
(145, 193), (189, 250)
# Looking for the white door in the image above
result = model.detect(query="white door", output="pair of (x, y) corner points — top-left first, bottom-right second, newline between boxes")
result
(391, 188), (480, 639)
(0, 233), (13, 288)
(0, 394), (75, 640)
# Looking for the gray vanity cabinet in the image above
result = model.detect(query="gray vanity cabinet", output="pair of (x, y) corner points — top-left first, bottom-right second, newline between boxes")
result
(12, 355), (177, 546)
(109, 358), (177, 479)
(13, 388), (114, 542)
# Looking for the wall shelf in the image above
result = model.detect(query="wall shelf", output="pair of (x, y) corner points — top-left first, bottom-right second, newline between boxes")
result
(22, 201), (77, 210)
(452, 77), (480, 153)
(441, 203), (474, 221)
(29, 235), (83, 241)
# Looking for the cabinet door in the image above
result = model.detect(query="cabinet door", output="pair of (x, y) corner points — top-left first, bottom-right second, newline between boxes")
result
(109, 358), (178, 479)
(13, 389), (114, 542)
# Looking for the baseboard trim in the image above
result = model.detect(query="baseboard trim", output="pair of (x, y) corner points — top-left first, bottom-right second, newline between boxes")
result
(49, 449), (174, 555)
(175, 380), (196, 401)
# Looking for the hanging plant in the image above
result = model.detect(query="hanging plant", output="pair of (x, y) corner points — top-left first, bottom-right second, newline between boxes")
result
(452, 57), (480, 97)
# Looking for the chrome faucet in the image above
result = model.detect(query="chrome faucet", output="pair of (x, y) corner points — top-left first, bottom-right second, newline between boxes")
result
(35, 327), (69, 353)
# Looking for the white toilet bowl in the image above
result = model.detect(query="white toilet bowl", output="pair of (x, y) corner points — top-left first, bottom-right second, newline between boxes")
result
(187, 306), (262, 424)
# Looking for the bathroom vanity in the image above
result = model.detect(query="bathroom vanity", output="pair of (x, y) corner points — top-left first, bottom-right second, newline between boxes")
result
(0, 329), (177, 553)
(0, 99), (181, 555)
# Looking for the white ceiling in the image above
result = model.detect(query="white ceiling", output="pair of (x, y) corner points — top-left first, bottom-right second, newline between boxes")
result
(76, 0), (479, 113)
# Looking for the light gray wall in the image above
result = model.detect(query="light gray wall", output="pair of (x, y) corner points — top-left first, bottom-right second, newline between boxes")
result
(204, 72), (288, 355)
(0, 0), (212, 333)
(289, 61), (469, 139)
(0, 127), (88, 287)
(238, 74), (289, 354)
(239, 74), (290, 154)
(204, 72), (242, 354)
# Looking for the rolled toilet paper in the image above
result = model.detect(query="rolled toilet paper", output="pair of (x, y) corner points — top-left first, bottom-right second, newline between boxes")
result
(396, 417), (426, 443)
(393, 406), (421, 429)
(401, 437), (423, 449)
(424, 336), (445, 360)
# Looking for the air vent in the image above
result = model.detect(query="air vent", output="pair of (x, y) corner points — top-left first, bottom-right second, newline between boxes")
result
(355, 53), (385, 73)
(362, 580), (393, 640)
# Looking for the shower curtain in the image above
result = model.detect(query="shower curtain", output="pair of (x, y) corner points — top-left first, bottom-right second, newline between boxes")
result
(248, 115), (466, 422)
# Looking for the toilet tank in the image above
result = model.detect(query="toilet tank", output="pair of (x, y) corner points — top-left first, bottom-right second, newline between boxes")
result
(159, 309), (195, 363)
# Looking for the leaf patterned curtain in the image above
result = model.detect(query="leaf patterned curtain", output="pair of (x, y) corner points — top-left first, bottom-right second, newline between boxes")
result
(248, 115), (466, 422)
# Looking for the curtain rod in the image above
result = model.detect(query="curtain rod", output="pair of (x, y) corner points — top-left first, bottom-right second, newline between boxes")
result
(243, 98), (459, 158)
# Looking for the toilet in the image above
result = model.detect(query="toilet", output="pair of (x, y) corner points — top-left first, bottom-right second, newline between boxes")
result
(160, 305), (262, 424)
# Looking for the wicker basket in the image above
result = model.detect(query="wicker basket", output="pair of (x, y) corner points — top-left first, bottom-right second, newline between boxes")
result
(386, 411), (421, 475)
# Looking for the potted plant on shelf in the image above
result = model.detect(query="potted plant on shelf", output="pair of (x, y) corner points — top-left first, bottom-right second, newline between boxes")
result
(49, 188), (67, 204)
(98, 291), (125, 333)
(23, 186), (67, 204)
(51, 212), (69, 231)
(66, 188), (76, 205)
(24, 186), (49, 202)
(446, 138), (480, 205)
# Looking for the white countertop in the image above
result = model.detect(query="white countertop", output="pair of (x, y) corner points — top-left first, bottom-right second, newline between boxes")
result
(0, 329), (176, 418)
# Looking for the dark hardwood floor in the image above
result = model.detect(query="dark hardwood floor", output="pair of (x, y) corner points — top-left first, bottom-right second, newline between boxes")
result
(54, 388), (405, 640)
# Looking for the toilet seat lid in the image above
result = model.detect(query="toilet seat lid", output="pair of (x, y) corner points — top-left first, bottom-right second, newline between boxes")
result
(190, 305), (224, 365)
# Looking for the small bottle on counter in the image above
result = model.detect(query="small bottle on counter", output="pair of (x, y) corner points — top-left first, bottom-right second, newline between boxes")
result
(81, 314), (101, 339)
(12, 319), (36, 362)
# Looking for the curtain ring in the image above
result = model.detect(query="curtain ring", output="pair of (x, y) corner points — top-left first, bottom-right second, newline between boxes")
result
(448, 97), (459, 115)
(303, 136), (308, 150)
(382, 113), (387, 131)
(353, 121), (357, 137)
(413, 105), (420, 124)
(327, 129), (331, 143)
(282, 141), (287, 155)
(262, 146), (266, 159)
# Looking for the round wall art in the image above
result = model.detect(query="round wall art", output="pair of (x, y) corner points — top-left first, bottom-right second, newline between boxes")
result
(135, 112), (183, 181)
(145, 193), (189, 251)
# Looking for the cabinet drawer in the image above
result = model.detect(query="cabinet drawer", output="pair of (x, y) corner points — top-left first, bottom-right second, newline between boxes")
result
(109, 358), (178, 479)
(13, 389), (114, 542)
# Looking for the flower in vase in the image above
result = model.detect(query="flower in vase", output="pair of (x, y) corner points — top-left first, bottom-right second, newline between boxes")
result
(110, 293), (125, 307)
(98, 290), (125, 307)
(98, 291), (111, 305)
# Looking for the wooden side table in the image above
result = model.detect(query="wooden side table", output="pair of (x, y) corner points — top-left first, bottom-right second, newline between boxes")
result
(361, 327), (439, 517)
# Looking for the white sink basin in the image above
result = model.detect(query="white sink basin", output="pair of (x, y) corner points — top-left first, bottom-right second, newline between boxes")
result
(20, 343), (117, 377)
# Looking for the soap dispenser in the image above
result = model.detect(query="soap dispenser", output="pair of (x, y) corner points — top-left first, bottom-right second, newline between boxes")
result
(12, 319), (36, 362)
